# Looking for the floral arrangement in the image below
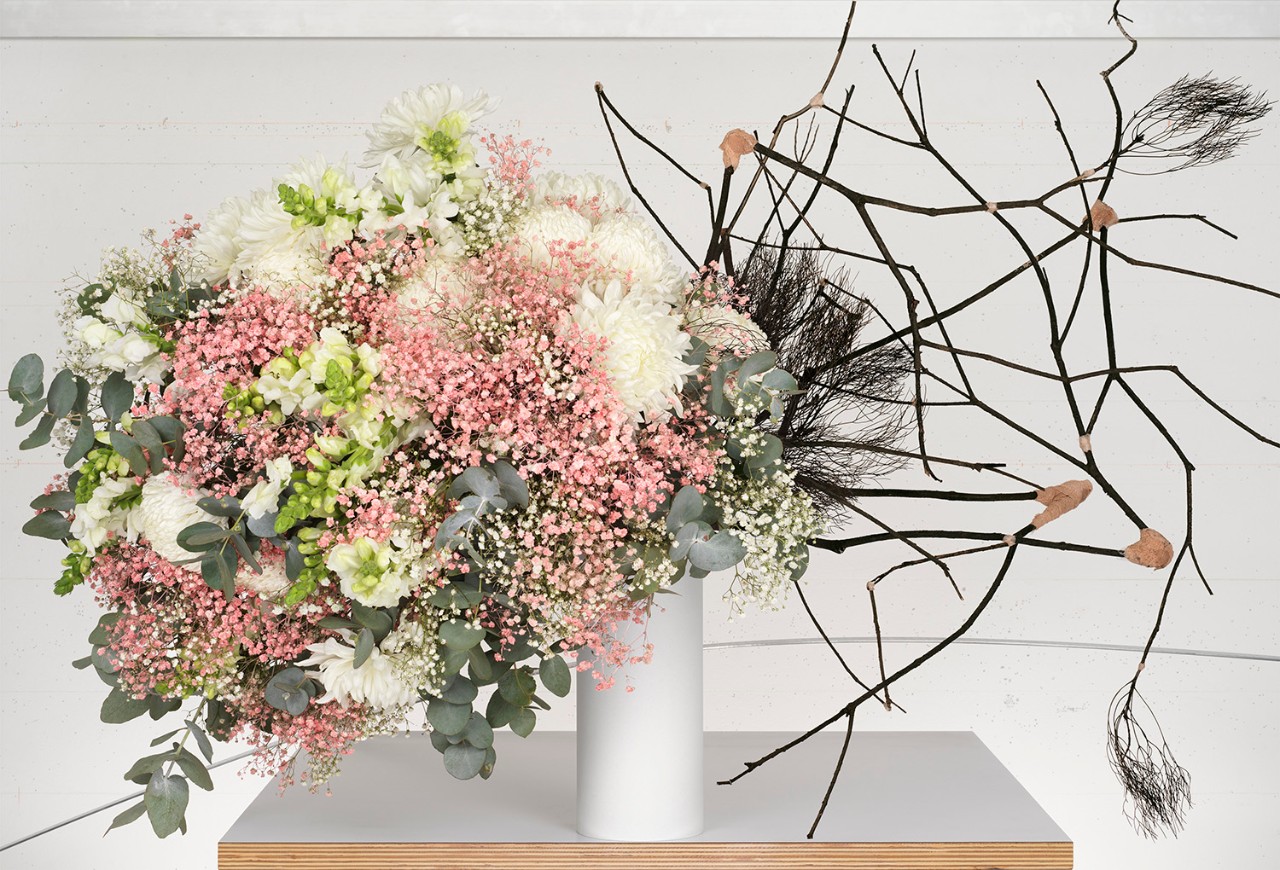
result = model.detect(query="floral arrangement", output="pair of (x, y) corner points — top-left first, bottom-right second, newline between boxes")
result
(5, 84), (821, 837)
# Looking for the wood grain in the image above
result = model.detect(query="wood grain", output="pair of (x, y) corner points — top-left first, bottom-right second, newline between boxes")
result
(218, 840), (1072, 869)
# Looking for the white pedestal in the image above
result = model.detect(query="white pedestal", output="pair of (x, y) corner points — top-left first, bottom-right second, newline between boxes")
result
(575, 579), (704, 841)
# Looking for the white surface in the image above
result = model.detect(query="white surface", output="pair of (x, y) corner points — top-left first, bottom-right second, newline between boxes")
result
(222, 730), (1071, 844)
(0, 17), (1277, 870)
(3, 1), (1278, 39)
(577, 580), (704, 841)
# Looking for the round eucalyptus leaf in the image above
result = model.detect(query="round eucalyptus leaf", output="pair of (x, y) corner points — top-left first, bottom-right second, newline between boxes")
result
(538, 654), (572, 699)
(688, 530), (748, 572)
(427, 699), (471, 736)
(439, 619), (485, 651)
(443, 742), (487, 780)
(144, 774), (189, 839)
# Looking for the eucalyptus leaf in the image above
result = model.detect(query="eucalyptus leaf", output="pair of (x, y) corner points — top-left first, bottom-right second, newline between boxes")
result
(443, 742), (487, 780)
(144, 774), (189, 839)
(429, 581), (484, 610)
(187, 722), (214, 763)
(65, 419), (95, 468)
(353, 628), (375, 669)
(450, 466), (500, 500)
(15, 399), (44, 426)
(738, 349), (778, 381)
(149, 729), (183, 747)
(175, 747), (214, 791)
(440, 675), (478, 705)
(108, 430), (147, 477)
(666, 485), (705, 532)
(123, 751), (169, 784)
(350, 602), (394, 642)
(441, 645), (470, 676)
(101, 688), (150, 724)
(147, 695), (182, 721)
(19, 413), (55, 450)
(670, 521), (711, 562)
(23, 510), (70, 540)
(439, 619), (485, 651)
(688, 530), (748, 572)
(762, 368), (800, 392)
(265, 667), (313, 716)
(509, 707), (536, 738)
(497, 668), (536, 706)
(538, 654), (571, 698)
(426, 699), (471, 736)
(429, 729), (452, 754)
(200, 547), (238, 597)
(105, 799), (148, 835)
(29, 490), (75, 511)
(480, 746), (497, 780)
(46, 369), (77, 418)
(7, 353), (44, 406)
(196, 496), (242, 519)
(492, 460), (529, 507)
(246, 511), (280, 539)
(484, 692), (518, 728)
(177, 522), (230, 552)
(467, 647), (494, 683)
(462, 712), (494, 750)
(101, 372), (135, 422)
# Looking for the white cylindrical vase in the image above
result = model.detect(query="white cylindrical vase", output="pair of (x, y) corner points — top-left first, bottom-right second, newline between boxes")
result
(576, 577), (704, 841)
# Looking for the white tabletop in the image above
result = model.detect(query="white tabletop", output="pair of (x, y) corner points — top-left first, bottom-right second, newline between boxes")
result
(221, 730), (1070, 846)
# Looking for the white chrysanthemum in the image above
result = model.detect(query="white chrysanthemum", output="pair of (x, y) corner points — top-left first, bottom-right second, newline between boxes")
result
(134, 474), (227, 572)
(588, 212), (684, 303)
(363, 84), (495, 168)
(299, 630), (418, 711)
(236, 557), (291, 600)
(69, 477), (140, 552)
(233, 159), (376, 290)
(573, 279), (696, 422)
(685, 303), (771, 355)
(231, 188), (327, 291)
(192, 195), (250, 287)
(399, 256), (469, 313)
(512, 204), (592, 266)
(535, 171), (631, 222)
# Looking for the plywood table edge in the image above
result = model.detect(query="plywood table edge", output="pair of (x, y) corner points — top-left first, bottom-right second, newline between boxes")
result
(218, 839), (1073, 869)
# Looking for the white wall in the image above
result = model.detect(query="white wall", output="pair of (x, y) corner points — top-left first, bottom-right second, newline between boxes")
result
(1, 16), (1277, 870)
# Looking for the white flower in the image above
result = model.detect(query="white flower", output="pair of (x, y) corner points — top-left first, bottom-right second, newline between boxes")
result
(326, 536), (419, 607)
(363, 84), (495, 169)
(134, 474), (228, 571)
(232, 188), (327, 291)
(513, 204), (592, 266)
(69, 477), (140, 552)
(572, 279), (697, 422)
(100, 294), (148, 328)
(685, 303), (771, 355)
(235, 557), (292, 600)
(230, 157), (375, 291)
(192, 195), (250, 287)
(589, 212), (684, 304)
(75, 316), (122, 350)
(399, 257), (468, 313)
(255, 360), (319, 416)
(241, 457), (294, 520)
(299, 630), (418, 711)
(535, 171), (631, 221)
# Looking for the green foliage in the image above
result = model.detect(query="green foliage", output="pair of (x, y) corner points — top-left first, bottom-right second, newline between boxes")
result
(538, 654), (572, 698)
(7, 353), (44, 408)
(264, 667), (317, 717)
(144, 774), (189, 838)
